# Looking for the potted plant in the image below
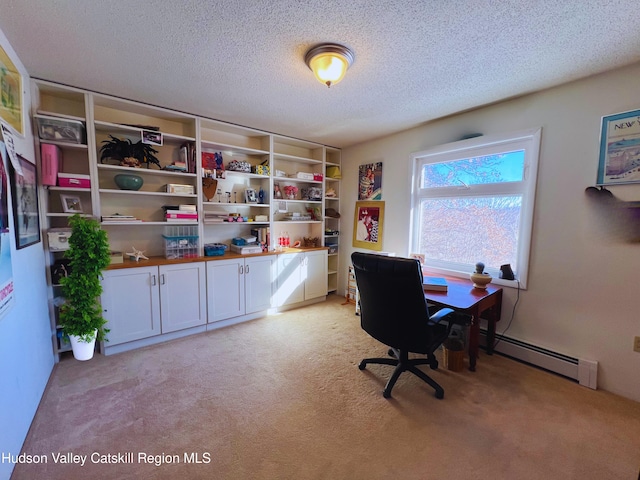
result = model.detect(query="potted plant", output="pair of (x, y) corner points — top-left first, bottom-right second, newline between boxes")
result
(59, 214), (111, 360)
(99, 134), (160, 168)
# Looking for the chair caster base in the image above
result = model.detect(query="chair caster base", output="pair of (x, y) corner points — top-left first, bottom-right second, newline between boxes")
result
(358, 361), (366, 370)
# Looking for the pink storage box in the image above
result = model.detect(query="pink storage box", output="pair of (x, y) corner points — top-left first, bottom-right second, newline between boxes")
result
(40, 144), (61, 186)
(58, 173), (91, 189)
(313, 173), (324, 181)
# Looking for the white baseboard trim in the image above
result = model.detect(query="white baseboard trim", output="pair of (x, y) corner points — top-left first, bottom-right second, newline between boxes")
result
(480, 330), (598, 389)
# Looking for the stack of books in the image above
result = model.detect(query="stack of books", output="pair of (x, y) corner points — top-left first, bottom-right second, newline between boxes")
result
(423, 276), (448, 292)
(101, 214), (142, 224)
(203, 212), (228, 224)
(165, 204), (198, 223)
(164, 163), (187, 172)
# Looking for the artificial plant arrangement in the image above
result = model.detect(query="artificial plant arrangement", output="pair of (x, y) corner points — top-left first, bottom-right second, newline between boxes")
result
(99, 135), (160, 168)
(59, 214), (111, 358)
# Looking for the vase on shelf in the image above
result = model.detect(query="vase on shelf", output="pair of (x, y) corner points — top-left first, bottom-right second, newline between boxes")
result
(114, 173), (143, 191)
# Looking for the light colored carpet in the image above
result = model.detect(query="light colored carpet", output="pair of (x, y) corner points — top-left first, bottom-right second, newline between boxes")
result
(12, 295), (640, 479)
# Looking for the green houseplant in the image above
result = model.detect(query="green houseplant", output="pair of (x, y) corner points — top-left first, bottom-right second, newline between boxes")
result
(59, 214), (111, 360)
(99, 134), (160, 168)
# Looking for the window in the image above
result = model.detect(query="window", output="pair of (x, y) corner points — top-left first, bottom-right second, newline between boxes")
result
(410, 128), (541, 288)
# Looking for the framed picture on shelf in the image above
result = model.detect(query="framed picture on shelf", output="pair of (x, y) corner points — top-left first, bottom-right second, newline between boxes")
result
(353, 201), (384, 251)
(245, 188), (257, 203)
(597, 108), (640, 185)
(60, 194), (83, 213)
(142, 129), (163, 146)
(9, 154), (40, 249)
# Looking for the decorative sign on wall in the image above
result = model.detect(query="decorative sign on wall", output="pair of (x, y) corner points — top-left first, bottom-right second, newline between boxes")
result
(358, 162), (382, 200)
(597, 108), (640, 185)
(0, 141), (15, 320)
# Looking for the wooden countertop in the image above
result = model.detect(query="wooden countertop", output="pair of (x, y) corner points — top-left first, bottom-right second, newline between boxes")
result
(107, 246), (329, 270)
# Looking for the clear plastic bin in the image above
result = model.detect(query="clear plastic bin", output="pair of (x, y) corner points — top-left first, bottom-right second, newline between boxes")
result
(163, 226), (199, 259)
(34, 114), (85, 144)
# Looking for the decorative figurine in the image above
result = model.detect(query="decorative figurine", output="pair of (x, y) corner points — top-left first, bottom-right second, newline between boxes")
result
(258, 187), (265, 204)
(126, 246), (148, 262)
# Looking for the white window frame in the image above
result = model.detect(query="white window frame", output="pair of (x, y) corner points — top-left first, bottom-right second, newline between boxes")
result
(409, 128), (541, 289)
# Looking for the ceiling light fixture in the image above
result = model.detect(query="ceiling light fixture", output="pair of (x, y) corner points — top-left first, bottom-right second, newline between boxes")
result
(305, 43), (355, 88)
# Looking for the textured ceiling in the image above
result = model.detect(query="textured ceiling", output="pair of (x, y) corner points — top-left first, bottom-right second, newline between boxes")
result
(1, 1), (640, 148)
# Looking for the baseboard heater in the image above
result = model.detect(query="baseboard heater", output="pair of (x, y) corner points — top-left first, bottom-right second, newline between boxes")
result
(479, 330), (598, 389)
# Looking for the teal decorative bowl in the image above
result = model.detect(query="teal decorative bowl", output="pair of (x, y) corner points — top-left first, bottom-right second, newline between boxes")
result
(114, 173), (143, 191)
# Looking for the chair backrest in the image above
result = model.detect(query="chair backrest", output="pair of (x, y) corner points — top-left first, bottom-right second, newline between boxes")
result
(351, 252), (438, 353)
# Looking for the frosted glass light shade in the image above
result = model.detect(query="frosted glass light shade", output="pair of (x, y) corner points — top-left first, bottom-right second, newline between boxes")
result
(305, 44), (354, 87)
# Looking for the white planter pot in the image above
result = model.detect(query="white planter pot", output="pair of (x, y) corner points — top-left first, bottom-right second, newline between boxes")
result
(68, 330), (97, 361)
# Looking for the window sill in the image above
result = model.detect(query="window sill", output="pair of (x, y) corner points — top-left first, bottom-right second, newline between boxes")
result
(422, 267), (525, 290)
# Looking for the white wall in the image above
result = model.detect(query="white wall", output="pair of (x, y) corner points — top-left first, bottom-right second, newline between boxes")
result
(340, 62), (640, 402)
(0, 28), (54, 480)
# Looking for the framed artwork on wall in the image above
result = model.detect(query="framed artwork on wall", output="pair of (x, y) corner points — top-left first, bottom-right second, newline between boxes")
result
(358, 162), (382, 200)
(9, 154), (40, 249)
(0, 44), (24, 136)
(597, 108), (640, 185)
(353, 201), (384, 251)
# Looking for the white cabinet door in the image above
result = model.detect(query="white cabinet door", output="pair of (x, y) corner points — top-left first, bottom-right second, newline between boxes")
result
(244, 255), (274, 314)
(159, 262), (207, 333)
(303, 250), (328, 300)
(101, 266), (161, 345)
(275, 253), (304, 307)
(207, 258), (244, 322)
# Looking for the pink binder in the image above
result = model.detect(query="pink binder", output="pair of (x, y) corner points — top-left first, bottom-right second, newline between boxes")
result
(41, 144), (60, 186)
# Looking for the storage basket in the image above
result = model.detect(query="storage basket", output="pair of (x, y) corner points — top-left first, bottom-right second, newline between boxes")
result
(204, 243), (227, 256)
(442, 338), (465, 372)
(163, 226), (199, 259)
(226, 160), (251, 172)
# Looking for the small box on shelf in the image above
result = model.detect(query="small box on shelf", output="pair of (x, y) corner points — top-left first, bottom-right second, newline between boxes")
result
(48, 228), (72, 251)
(58, 173), (91, 189)
(165, 184), (194, 194)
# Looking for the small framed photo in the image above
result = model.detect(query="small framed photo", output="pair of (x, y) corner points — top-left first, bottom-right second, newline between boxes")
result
(60, 194), (83, 213)
(142, 129), (163, 146)
(245, 188), (257, 203)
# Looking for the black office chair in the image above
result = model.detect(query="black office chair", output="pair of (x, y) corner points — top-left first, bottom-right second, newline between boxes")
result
(351, 252), (460, 399)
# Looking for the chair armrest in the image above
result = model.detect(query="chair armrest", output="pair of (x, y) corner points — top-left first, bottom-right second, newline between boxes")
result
(428, 308), (455, 325)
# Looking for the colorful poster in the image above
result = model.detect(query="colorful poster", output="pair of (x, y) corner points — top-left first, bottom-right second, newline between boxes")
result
(597, 108), (640, 185)
(0, 45), (23, 136)
(0, 141), (15, 319)
(358, 162), (382, 200)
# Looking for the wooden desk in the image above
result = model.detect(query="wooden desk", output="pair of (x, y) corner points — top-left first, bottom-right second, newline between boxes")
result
(424, 277), (502, 371)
